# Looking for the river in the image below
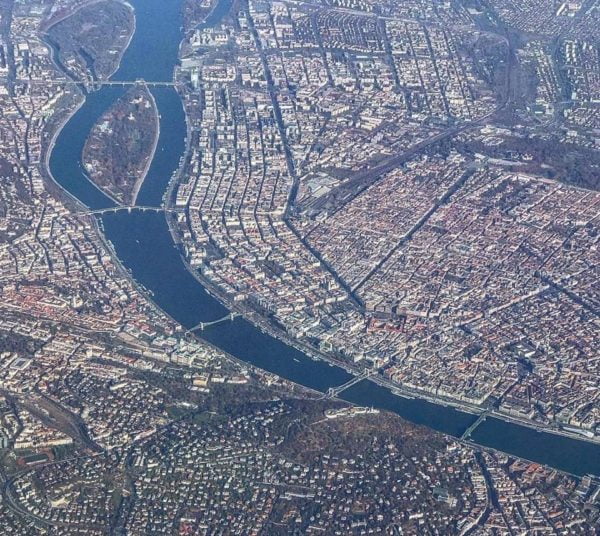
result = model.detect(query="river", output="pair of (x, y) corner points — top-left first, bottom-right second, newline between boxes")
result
(46, 0), (600, 477)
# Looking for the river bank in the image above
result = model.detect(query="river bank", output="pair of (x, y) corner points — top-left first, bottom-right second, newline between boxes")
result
(131, 86), (160, 205)
(162, 204), (600, 448)
(41, 0), (600, 477)
(95, 218), (327, 405)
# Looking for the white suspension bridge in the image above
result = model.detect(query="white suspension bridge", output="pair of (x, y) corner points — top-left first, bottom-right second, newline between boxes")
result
(321, 369), (377, 400)
(186, 312), (241, 334)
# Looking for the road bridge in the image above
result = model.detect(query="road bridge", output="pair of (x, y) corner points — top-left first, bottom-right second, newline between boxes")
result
(15, 78), (175, 88)
(186, 312), (240, 334)
(78, 205), (181, 216)
(321, 369), (376, 400)
(461, 410), (491, 440)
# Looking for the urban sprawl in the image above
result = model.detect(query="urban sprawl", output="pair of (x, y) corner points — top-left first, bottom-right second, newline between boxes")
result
(0, 0), (598, 533)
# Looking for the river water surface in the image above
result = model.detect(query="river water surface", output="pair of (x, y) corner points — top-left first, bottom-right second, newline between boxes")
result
(47, 0), (600, 477)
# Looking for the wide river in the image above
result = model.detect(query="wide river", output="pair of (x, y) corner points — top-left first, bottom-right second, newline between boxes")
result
(47, 0), (600, 477)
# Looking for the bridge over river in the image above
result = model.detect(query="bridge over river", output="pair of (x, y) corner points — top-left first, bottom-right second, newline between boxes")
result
(41, 0), (600, 479)
(15, 78), (175, 88)
(461, 410), (491, 440)
(78, 205), (182, 217)
(186, 312), (240, 334)
(321, 369), (377, 400)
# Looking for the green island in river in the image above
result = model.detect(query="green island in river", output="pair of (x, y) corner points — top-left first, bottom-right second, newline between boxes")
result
(82, 85), (159, 205)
